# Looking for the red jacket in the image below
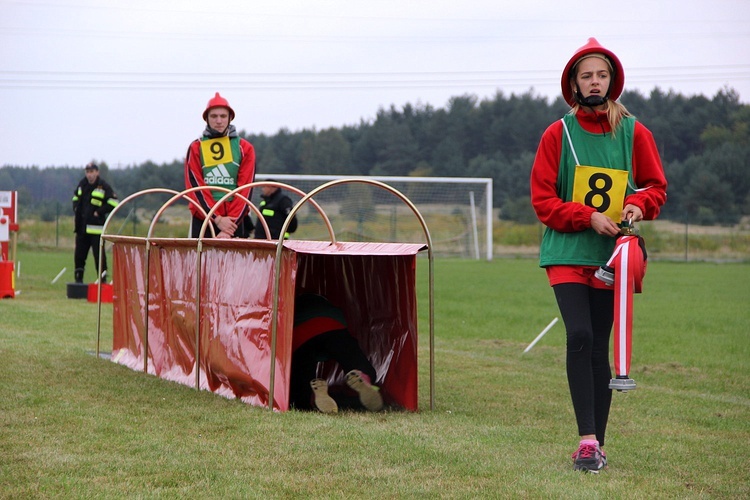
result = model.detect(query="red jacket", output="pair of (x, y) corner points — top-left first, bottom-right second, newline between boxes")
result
(531, 108), (667, 233)
(184, 136), (256, 222)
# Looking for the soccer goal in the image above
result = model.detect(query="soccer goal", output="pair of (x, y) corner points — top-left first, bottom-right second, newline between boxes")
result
(252, 174), (493, 260)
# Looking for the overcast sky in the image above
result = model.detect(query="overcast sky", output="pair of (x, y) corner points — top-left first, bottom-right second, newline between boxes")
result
(1, 0), (749, 169)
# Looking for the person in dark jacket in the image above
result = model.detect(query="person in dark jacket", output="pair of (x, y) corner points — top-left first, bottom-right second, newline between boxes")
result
(291, 293), (383, 413)
(253, 181), (298, 240)
(72, 162), (119, 283)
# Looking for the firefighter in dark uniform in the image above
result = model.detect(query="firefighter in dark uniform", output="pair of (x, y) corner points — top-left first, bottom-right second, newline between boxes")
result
(72, 162), (119, 283)
(253, 181), (298, 240)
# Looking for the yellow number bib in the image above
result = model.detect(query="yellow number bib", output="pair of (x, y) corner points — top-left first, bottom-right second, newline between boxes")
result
(572, 165), (628, 222)
(200, 137), (231, 167)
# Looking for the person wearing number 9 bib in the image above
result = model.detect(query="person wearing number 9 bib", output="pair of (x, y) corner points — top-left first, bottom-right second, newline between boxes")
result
(530, 38), (667, 473)
(185, 92), (256, 238)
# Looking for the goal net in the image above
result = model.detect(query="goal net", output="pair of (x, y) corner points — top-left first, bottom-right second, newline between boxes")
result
(252, 174), (493, 260)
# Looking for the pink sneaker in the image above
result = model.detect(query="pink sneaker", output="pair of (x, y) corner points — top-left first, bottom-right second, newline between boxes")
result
(345, 370), (383, 411)
(571, 440), (607, 473)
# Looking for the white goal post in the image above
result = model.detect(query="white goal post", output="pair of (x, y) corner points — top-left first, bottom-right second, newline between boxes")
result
(252, 174), (493, 261)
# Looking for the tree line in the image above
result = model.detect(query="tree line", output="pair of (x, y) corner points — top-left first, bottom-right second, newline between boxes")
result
(2, 86), (748, 225)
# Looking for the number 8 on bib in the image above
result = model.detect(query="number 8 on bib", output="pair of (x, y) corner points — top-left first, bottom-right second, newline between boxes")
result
(571, 165), (628, 223)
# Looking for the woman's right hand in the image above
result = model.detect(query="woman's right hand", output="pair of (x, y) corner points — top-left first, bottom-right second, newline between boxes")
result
(590, 211), (620, 237)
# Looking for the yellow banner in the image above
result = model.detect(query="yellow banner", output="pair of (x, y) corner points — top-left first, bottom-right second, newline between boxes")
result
(200, 137), (232, 167)
(572, 165), (628, 222)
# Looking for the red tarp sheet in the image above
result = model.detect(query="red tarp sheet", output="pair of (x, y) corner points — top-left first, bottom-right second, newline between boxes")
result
(110, 237), (426, 412)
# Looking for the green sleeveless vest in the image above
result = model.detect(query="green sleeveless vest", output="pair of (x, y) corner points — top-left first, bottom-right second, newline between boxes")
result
(198, 136), (242, 201)
(539, 114), (636, 267)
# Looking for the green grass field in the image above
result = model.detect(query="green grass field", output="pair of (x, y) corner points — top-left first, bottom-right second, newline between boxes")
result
(1, 249), (748, 498)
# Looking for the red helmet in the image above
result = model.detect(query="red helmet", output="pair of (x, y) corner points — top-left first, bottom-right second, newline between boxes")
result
(202, 92), (235, 122)
(561, 38), (625, 106)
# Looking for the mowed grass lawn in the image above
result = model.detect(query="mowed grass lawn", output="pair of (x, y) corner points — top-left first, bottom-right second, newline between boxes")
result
(1, 249), (748, 498)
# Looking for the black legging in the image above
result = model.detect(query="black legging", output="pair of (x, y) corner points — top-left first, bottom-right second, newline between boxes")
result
(553, 283), (614, 446)
(290, 329), (377, 410)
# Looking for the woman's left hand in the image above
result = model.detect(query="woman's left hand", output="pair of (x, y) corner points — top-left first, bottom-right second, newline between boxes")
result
(621, 204), (643, 224)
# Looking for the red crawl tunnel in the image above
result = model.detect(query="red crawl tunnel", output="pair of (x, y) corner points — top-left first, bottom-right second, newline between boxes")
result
(97, 180), (434, 412)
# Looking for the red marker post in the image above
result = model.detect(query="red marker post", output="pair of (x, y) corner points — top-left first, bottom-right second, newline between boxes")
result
(0, 191), (19, 299)
(596, 222), (647, 392)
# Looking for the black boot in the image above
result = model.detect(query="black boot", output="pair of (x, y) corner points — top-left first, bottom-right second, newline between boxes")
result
(74, 268), (84, 284)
